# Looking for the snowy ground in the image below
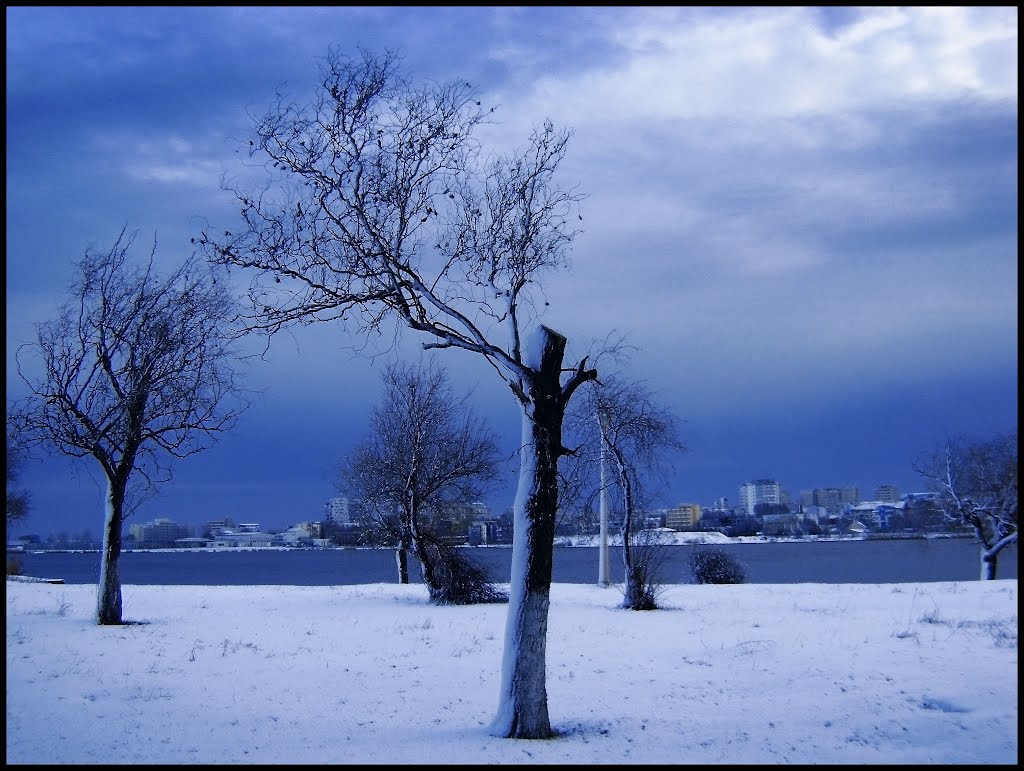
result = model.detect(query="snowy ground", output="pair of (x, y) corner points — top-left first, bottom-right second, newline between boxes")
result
(5, 578), (1017, 764)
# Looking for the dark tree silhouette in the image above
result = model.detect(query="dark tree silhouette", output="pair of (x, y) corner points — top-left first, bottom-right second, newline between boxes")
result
(340, 358), (504, 601)
(201, 47), (596, 738)
(12, 228), (249, 624)
(914, 431), (1017, 580)
(6, 416), (32, 528)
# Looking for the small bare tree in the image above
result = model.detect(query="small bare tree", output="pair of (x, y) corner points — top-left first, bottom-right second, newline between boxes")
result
(202, 47), (596, 738)
(913, 431), (1017, 580)
(339, 358), (504, 601)
(12, 228), (249, 624)
(6, 415), (32, 528)
(6, 415), (32, 576)
(575, 374), (686, 609)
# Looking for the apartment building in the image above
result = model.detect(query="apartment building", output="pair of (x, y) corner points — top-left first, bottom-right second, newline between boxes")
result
(739, 479), (781, 517)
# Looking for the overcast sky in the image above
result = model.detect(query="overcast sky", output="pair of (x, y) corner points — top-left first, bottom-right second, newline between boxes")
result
(6, 7), (1018, 537)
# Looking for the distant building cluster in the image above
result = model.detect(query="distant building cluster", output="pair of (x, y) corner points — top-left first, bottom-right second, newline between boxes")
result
(324, 495), (504, 547)
(129, 518), (191, 548)
(118, 515), (332, 549)
(326, 478), (950, 545)
(677, 480), (950, 538)
(20, 478), (958, 552)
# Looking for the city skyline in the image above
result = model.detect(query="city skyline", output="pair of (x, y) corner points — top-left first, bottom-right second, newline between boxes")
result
(14, 474), (927, 543)
(6, 7), (1017, 537)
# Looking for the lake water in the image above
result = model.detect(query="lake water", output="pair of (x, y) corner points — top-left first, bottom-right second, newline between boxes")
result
(11, 537), (1017, 586)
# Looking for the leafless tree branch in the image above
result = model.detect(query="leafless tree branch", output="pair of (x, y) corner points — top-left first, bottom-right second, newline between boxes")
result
(913, 430), (1017, 579)
(199, 48), (596, 738)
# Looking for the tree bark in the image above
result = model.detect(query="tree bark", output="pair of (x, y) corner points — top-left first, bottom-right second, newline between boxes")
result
(395, 544), (410, 584)
(610, 447), (642, 609)
(490, 328), (566, 739)
(407, 491), (442, 596)
(972, 520), (1001, 580)
(396, 508), (414, 585)
(96, 477), (125, 625)
(981, 550), (998, 580)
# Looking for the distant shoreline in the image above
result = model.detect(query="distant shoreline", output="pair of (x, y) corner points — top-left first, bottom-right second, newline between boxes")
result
(14, 531), (976, 555)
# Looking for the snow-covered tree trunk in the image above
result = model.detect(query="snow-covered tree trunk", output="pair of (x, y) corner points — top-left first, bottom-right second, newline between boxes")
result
(395, 540), (410, 584)
(980, 547), (998, 580)
(409, 489), (440, 594)
(398, 483), (416, 585)
(971, 519), (1003, 580)
(611, 449), (643, 609)
(96, 476), (125, 625)
(491, 328), (566, 740)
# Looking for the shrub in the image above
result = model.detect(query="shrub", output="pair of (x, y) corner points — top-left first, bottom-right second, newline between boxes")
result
(622, 569), (659, 610)
(689, 548), (746, 584)
(424, 541), (508, 605)
(7, 556), (25, 576)
(620, 530), (673, 610)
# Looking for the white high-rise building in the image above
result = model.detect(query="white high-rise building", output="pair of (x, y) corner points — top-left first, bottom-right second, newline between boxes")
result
(739, 479), (781, 517)
(325, 496), (354, 525)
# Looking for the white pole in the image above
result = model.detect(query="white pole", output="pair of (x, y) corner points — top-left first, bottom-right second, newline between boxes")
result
(598, 410), (610, 587)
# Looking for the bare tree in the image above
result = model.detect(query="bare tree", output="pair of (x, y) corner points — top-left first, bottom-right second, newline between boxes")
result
(202, 47), (596, 738)
(6, 415), (32, 528)
(339, 357), (504, 600)
(12, 228), (249, 624)
(574, 374), (686, 609)
(913, 431), (1017, 580)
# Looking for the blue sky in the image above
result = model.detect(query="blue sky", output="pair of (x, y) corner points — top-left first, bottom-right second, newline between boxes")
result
(6, 7), (1018, 537)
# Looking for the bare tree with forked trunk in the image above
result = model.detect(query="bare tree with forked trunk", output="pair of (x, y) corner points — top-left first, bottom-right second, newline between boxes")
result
(12, 228), (249, 624)
(201, 47), (597, 738)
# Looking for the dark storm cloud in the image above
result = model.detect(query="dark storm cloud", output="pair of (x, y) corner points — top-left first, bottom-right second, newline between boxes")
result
(6, 6), (1017, 536)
